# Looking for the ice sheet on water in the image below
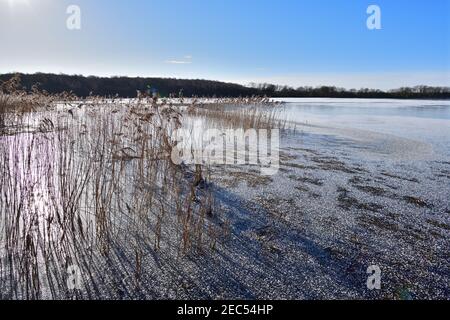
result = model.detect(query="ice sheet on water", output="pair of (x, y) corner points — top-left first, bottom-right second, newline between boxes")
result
(274, 98), (450, 158)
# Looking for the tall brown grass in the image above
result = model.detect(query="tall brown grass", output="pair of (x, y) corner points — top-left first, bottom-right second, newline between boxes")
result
(186, 97), (286, 130)
(0, 76), (282, 299)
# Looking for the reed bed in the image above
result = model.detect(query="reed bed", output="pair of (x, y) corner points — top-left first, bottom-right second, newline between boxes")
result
(0, 77), (282, 299)
(0, 94), (220, 299)
(186, 97), (286, 130)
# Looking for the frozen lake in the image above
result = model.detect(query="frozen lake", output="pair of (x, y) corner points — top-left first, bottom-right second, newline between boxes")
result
(1, 97), (449, 299)
(275, 98), (450, 159)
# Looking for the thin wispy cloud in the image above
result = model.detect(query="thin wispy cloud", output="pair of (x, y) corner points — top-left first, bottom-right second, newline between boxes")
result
(165, 55), (193, 65)
(165, 60), (192, 64)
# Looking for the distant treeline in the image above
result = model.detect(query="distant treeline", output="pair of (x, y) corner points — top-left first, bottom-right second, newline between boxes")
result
(249, 83), (450, 99)
(1, 73), (449, 99)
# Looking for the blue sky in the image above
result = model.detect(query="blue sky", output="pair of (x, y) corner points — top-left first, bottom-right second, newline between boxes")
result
(0, 0), (449, 89)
